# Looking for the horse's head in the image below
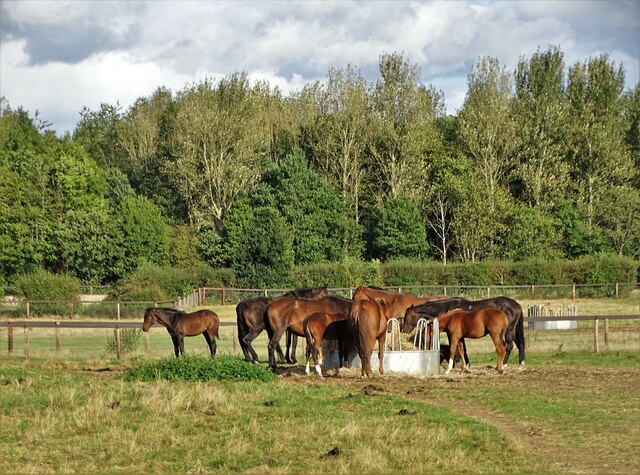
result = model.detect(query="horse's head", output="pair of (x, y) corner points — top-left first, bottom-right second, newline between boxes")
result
(402, 305), (419, 333)
(142, 307), (157, 332)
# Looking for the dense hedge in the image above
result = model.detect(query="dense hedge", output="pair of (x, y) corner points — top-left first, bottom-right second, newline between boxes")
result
(379, 255), (637, 287)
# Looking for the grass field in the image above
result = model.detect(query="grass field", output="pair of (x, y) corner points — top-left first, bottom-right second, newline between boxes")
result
(0, 352), (638, 474)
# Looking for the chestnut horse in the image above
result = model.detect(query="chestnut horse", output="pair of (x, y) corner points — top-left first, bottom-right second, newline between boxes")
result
(348, 296), (392, 378)
(427, 308), (509, 375)
(265, 295), (353, 370)
(236, 286), (328, 363)
(402, 296), (525, 368)
(352, 285), (448, 320)
(303, 312), (354, 377)
(142, 307), (219, 357)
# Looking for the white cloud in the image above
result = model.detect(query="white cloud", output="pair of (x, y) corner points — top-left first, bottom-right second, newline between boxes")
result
(1, 0), (638, 135)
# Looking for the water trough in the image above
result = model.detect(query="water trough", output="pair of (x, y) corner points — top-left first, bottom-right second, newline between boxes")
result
(321, 318), (442, 375)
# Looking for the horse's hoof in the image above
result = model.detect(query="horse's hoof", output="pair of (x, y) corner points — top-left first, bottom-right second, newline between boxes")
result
(518, 363), (526, 371)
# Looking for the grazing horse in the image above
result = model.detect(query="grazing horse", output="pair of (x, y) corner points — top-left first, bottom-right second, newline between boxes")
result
(266, 295), (353, 370)
(402, 296), (525, 368)
(303, 312), (354, 377)
(428, 308), (509, 375)
(142, 307), (219, 357)
(236, 286), (328, 363)
(352, 285), (448, 320)
(348, 296), (392, 378)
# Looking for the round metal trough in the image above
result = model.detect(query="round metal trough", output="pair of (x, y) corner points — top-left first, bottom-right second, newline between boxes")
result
(321, 318), (441, 375)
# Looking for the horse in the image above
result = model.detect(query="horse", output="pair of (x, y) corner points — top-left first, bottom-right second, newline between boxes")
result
(348, 297), (392, 378)
(402, 296), (525, 368)
(352, 285), (448, 320)
(236, 286), (328, 363)
(303, 312), (354, 377)
(426, 308), (509, 375)
(142, 307), (219, 358)
(265, 295), (353, 370)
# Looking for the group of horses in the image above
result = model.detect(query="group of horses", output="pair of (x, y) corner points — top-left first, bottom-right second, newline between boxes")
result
(142, 285), (526, 378)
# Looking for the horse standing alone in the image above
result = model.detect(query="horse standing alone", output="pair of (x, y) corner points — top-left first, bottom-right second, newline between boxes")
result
(142, 307), (219, 358)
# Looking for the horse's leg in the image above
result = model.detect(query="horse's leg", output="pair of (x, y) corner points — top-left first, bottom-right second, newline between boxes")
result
(242, 328), (264, 363)
(490, 330), (507, 374)
(377, 332), (386, 375)
(267, 327), (286, 370)
(305, 342), (312, 375)
(460, 338), (470, 372)
(171, 335), (180, 358)
(457, 341), (468, 373)
(502, 323), (516, 368)
(204, 330), (217, 357)
(445, 336), (459, 375)
(179, 336), (185, 356)
(314, 342), (323, 377)
(290, 333), (298, 364)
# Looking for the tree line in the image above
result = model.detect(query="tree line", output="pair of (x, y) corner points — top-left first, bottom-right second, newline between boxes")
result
(1, 46), (639, 289)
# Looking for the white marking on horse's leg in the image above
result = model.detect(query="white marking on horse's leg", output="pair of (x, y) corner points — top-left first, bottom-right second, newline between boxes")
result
(445, 359), (454, 375)
(519, 361), (525, 370)
(315, 364), (323, 377)
(305, 362), (310, 374)
(464, 363), (471, 373)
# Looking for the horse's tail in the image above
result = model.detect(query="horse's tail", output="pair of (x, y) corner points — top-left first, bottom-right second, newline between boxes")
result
(303, 318), (315, 349)
(514, 303), (525, 362)
(236, 303), (247, 346)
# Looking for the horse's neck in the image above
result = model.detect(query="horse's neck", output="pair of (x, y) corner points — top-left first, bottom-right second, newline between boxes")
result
(155, 311), (177, 329)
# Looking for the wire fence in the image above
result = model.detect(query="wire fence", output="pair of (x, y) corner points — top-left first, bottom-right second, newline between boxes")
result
(0, 315), (638, 362)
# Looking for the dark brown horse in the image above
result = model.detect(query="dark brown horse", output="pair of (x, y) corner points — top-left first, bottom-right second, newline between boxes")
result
(266, 295), (353, 370)
(142, 307), (219, 357)
(402, 296), (525, 368)
(427, 308), (509, 375)
(352, 285), (448, 320)
(348, 295), (392, 378)
(236, 286), (328, 363)
(303, 312), (354, 377)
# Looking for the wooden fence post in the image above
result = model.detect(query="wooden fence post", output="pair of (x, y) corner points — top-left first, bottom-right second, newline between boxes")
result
(26, 301), (30, 318)
(115, 325), (121, 359)
(615, 283), (619, 299)
(7, 326), (13, 354)
(232, 327), (238, 355)
(594, 318), (599, 353)
(55, 321), (61, 353)
(145, 332), (150, 354)
(24, 325), (29, 360)
(604, 319), (609, 350)
(572, 283), (576, 300)
(221, 288), (225, 305)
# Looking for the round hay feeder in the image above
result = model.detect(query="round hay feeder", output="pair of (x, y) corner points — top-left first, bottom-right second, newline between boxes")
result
(321, 318), (441, 375)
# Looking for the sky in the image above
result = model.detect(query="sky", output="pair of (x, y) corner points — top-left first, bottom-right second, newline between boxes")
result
(1, 0), (639, 136)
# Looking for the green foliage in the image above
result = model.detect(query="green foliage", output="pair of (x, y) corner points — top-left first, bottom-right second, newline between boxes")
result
(251, 153), (345, 264)
(370, 197), (429, 261)
(504, 205), (562, 260)
(13, 268), (81, 301)
(124, 355), (277, 382)
(293, 258), (382, 288)
(106, 328), (142, 354)
(110, 195), (169, 280)
(232, 207), (294, 288)
(114, 263), (235, 301)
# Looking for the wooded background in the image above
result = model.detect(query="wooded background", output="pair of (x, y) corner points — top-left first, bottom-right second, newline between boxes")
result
(1, 47), (638, 293)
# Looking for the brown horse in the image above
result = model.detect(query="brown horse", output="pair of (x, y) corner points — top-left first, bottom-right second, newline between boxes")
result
(428, 308), (509, 375)
(352, 285), (448, 319)
(236, 286), (328, 363)
(348, 295), (393, 378)
(265, 295), (353, 370)
(142, 307), (219, 357)
(303, 312), (354, 377)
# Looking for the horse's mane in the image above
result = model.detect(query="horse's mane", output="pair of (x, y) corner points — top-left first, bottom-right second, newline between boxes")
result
(155, 307), (186, 317)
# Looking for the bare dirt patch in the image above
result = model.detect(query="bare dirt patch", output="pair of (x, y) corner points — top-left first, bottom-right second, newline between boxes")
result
(283, 364), (640, 474)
